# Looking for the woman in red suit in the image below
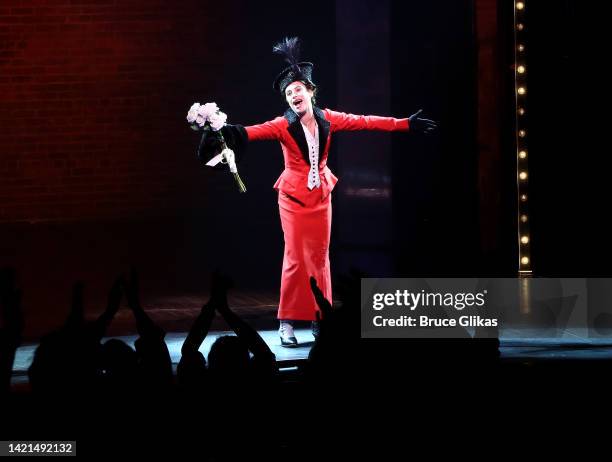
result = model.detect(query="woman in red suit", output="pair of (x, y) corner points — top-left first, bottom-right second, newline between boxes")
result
(198, 37), (436, 347)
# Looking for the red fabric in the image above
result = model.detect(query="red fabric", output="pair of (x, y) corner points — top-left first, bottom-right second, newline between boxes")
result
(277, 191), (332, 320)
(324, 109), (410, 132)
(245, 109), (409, 321)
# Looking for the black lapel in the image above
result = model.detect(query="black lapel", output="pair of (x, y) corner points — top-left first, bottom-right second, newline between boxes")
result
(284, 107), (330, 167)
(313, 107), (330, 166)
(284, 108), (311, 166)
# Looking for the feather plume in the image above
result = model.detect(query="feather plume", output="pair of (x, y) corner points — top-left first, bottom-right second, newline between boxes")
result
(272, 37), (301, 66)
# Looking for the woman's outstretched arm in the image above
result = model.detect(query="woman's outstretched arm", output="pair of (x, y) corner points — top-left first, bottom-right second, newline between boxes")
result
(325, 108), (437, 134)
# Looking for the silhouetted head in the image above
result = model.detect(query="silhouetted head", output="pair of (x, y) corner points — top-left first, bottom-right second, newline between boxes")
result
(28, 330), (97, 394)
(207, 335), (250, 378)
(177, 350), (208, 388)
(100, 339), (138, 381)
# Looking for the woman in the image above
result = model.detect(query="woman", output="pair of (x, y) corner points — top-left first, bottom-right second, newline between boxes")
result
(198, 37), (437, 347)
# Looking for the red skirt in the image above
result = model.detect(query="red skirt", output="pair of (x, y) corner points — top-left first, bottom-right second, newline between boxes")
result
(277, 190), (333, 321)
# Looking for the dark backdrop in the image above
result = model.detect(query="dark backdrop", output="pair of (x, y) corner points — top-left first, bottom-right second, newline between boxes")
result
(505, 0), (611, 277)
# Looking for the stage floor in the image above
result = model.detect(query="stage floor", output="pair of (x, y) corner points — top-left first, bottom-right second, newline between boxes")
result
(10, 327), (612, 387)
(11, 328), (316, 376)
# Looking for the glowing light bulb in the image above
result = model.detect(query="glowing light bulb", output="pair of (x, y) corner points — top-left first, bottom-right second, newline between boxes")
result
(517, 65), (526, 74)
(518, 107), (525, 115)
(518, 44), (525, 52)
(519, 171), (528, 180)
(519, 130), (526, 137)
(521, 194), (527, 202)
(517, 23), (524, 31)
(516, 2), (525, 11)
(519, 150), (527, 159)
(517, 87), (526, 95)
(521, 236), (529, 244)
(521, 256), (530, 265)
(520, 215), (528, 223)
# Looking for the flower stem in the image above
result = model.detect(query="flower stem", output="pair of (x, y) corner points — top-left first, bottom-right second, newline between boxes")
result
(234, 173), (247, 193)
(218, 129), (247, 193)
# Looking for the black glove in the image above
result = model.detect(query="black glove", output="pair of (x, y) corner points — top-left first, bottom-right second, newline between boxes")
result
(408, 109), (438, 134)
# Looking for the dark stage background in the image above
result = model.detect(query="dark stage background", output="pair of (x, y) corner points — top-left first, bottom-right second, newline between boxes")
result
(498, 0), (611, 277)
(1, 0), (609, 339)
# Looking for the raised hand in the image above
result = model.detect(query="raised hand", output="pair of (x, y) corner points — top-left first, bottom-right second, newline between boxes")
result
(309, 276), (332, 321)
(125, 268), (164, 340)
(181, 299), (215, 357)
(88, 275), (124, 342)
(408, 109), (438, 134)
(210, 270), (275, 361)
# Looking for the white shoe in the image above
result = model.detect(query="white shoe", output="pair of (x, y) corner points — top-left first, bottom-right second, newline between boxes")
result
(279, 321), (298, 347)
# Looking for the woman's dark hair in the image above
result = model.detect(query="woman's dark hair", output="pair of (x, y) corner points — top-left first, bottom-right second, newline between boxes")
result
(282, 79), (318, 106)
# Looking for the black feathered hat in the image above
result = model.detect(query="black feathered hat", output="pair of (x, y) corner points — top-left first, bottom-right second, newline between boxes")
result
(272, 37), (314, 94)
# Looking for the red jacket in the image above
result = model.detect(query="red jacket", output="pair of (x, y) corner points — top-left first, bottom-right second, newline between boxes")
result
(244, 107), (410, 207)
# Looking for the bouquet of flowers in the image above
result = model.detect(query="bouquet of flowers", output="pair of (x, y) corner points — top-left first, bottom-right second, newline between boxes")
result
(187, 102), (246, 193)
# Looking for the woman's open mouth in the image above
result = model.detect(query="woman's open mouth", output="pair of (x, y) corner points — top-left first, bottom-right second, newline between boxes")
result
(293, 99), (303, 109)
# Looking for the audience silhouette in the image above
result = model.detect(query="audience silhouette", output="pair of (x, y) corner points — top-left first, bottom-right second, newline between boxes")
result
(1, 264), (510, 456)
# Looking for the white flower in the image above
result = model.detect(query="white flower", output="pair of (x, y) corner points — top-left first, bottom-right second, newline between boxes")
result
(186, 102), (228, 132)
(209, 111), (227, 131)
(197, 102), (219, 120)
(195, 114), (206, 126)
(186, 102), (201, 123)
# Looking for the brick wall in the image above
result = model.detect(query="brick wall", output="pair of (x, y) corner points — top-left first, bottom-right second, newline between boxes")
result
(0, 0), (239, 223)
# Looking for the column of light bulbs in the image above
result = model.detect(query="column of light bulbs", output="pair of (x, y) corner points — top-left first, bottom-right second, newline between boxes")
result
(515, 1), (531, 274)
